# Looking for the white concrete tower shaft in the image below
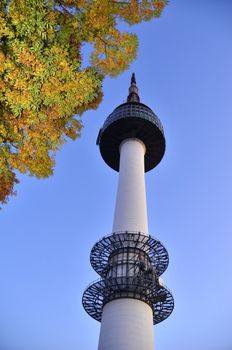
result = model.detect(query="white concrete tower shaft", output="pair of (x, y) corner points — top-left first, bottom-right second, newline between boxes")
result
(98, 138), (154, 350)
(113, 138), (148, 234)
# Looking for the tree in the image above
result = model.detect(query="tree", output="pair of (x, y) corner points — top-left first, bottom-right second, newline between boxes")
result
(0, 0), (167, 205)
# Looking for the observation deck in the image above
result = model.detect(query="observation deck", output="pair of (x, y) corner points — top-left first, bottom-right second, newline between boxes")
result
(96, 75), (165, 172)
(82, 231), (174, 325)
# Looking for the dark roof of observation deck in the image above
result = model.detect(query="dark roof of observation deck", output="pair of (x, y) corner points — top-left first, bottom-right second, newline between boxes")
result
(97, 74), (166, 172)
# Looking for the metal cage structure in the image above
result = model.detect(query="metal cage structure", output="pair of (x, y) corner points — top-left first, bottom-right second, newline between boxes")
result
(82, 231), (174, 325)
(90, 231), (169, 277)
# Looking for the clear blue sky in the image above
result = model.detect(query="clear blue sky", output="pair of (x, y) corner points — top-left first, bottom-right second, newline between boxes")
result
(1, 1), (232, 350)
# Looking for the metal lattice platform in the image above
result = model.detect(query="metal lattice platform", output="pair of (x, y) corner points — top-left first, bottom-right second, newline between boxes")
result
(82, 277), (174, 325)
(90, 231), (169, 278)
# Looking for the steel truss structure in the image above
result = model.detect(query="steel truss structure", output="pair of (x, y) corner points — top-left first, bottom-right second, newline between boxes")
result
(82, 231), (174, 324)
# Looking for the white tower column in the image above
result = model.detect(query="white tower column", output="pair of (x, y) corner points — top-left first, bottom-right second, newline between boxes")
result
(112, 138), (148, 234)
(98, 299), (154, 350)
(98, 138), (154, 350)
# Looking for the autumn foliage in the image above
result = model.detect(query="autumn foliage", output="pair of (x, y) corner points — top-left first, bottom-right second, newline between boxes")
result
(0, 0), (167, 205)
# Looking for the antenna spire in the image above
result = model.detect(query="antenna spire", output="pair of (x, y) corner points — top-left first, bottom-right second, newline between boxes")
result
(127, 73), (140, 102)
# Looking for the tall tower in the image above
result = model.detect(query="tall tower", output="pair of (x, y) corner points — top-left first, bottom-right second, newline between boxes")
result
(82, 74), (174, 350)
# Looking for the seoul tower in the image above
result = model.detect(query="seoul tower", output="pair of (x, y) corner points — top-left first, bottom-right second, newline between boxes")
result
(82, 74), (174, 350)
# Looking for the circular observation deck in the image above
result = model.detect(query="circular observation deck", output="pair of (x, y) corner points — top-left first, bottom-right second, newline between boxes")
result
(82, 277), (174, 325)
(90, 231), (169, 278)
(96, 102), (165, 172)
